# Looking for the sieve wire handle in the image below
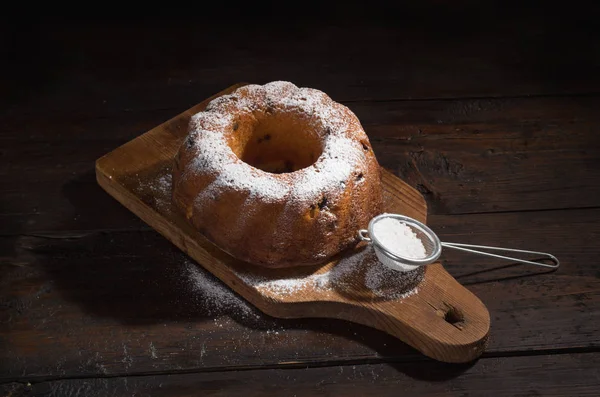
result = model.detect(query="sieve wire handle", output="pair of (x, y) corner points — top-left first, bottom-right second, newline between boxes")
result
(441, 242), (560, 269)
(358, 229), (371, 242)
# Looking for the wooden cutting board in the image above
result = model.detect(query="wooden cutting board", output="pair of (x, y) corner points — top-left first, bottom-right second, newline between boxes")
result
(96, 83), (490, 363)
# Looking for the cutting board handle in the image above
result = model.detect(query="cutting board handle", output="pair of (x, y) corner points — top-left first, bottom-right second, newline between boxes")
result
(333, 263), (490, 363)
(96, 84), (490, 364)
(262, 263), (490, 363)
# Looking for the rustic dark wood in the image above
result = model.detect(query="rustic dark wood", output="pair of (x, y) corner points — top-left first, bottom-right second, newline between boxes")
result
(3, 8), (600, 122)
(2, 10), (600, 395)
(2, 96), (600, 235)
(2, 210), (599, 381)
(2, 353), (599, 397)
(94, 86), (490, 364)
(2, 83), (600, 377)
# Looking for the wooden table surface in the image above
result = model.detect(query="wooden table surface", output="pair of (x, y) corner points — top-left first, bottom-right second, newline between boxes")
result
(2, 7), (600, 396)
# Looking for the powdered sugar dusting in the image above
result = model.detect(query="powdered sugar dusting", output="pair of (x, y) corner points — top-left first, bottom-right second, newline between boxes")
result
(216, 161), (290, 202)
(365, 260), (422, 300)
(136, 168), (172, 211)
(187, 132), (291, 204)
(190, 109), (233, 132)
(290, 135), (360, 203)
(236, 246), (423, 299)
(247, 274), (331, 296)
(373, 218), (427, 259)
(183, 81), (368, 207)
(184, 259), (260, 319)
(156, 173), (171, 193)
(174, 81), (382, 266)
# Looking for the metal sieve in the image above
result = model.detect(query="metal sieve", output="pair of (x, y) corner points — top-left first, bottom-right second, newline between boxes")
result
(358, 213), (559, 273)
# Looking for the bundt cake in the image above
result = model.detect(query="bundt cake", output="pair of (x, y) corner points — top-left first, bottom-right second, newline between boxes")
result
(172, 81), (384, 268)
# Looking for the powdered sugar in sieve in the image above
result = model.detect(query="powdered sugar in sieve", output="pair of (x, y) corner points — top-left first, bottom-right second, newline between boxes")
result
(358, 213), (559, 273)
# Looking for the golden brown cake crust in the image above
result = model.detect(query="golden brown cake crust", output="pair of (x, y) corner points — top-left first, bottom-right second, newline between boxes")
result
(172, 81), (384, 268)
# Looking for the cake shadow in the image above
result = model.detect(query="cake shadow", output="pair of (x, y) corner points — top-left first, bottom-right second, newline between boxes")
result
(49, 169), (470, 379)
(34, 224), (471, 380)
(325, 245), (425, 303)
(38, 169), (212, 325)
(53, 169), (422, 321)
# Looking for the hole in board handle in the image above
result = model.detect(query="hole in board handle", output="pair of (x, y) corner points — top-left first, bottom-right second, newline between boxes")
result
(443, 305), (465, 330)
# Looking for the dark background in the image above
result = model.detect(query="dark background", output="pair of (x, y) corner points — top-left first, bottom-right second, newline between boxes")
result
(2, 4), (600, 396)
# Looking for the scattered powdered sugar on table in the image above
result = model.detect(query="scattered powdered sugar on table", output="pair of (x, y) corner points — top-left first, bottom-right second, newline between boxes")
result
(183, 259), (260, 320)
(372, 217), (426, 259)
(235, 246), (423, 300)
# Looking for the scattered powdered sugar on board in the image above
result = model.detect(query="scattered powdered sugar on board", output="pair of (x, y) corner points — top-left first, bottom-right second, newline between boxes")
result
(235, 246), (423, 300)
(239, 272), (332, 296)
(364, 259), (423, 300)
(183, 259), (260, 320)
(155, 173), (171, 194)
(329, 247), (424, 300)
(136, 168), (173, 211)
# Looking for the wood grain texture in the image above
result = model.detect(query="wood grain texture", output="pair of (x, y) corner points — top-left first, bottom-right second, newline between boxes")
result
(2, 219), (599, 380)
(2, 10), (600, 395)
(3, 7), (600, 121)
(3, 91), (600, 381)
(3, 353), (599, 397)
(94, 85), (489, 363)
(3, 96), (600, 235)
(356, 97), (600, 214)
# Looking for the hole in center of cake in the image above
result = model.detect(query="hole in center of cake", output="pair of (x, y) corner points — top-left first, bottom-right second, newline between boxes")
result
(229, 114), (324, 174)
